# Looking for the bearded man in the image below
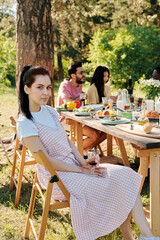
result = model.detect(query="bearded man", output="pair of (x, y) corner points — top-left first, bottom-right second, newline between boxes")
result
(57, 62), (106, 152)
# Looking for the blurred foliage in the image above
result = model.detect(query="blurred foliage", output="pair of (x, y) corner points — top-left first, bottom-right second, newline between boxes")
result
(0, 34), (16, 86)
(52, 0), (160, 63)
(0, 0), (16, 86)
(88, 24), (160, 88)
(0, 0), (160, 86)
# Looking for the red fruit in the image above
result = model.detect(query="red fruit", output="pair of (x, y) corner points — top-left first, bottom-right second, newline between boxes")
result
(74, 100), (81, 108)
(103, 110), (109, 116)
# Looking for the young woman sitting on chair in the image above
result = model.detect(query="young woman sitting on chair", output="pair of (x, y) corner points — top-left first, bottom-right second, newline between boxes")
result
(17, 65), (159, 240)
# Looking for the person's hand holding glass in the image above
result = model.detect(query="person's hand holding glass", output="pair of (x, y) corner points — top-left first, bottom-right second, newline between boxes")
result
(87, 149), (100, 174)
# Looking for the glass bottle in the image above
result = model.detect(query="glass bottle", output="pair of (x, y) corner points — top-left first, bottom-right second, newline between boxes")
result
(127, 76), (134, 103)
(122, 89), (127, 110)
(116, 89), (122, 101)
(125, 92), (131, 110)
(141, 100), (146, 118)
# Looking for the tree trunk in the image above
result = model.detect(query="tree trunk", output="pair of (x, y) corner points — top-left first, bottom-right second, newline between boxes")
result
(56, 31), (64, 82)
(57, 51), (64, 82)
(16, 0), (54, 106)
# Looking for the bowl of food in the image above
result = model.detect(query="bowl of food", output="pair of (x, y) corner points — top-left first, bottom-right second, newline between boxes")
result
(145, 110), (159, 123)
(121, 111), (132, 119)
(137, 117), (149, 125)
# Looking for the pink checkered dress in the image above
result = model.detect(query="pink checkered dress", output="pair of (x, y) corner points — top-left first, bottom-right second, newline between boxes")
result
(34, 108), (142, 240)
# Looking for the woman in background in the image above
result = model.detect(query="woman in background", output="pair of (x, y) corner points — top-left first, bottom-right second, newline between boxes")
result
(87, 66), (111, 104)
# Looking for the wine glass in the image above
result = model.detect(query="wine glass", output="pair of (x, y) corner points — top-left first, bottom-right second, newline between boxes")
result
(87, 149), (100, 174)
(102, 97), (109, 109)
(80, 92), (86, 106)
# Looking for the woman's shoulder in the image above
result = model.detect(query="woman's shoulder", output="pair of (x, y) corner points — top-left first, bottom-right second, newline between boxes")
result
(17, 114), (32, 124)
(17, 114), (36, 129)
(87, 83), (96, 92)
(17, 114), (38, 143)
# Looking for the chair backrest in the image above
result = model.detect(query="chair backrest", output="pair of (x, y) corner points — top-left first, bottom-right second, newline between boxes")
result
(32, 150), (70, 202)
(10, 116), (17, 133)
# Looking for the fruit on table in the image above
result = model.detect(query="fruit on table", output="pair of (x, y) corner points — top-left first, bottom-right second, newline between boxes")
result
(102, 110), (109, 116)
(143, 123), (152, 134)
(97, 110), (103, 116)
(74, 100), (81, 108)
(108, 109), (115, 116)
(66, 101), (77, 110)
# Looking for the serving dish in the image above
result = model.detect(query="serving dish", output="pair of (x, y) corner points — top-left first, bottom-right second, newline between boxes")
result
(101, 118), (131, 125)
(75, 112), (91, 116)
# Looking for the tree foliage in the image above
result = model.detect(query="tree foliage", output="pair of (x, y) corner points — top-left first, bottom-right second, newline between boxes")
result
(0, 0), (160, 86)
(52, 0), (97, 61)
(0, 0), (16, 86)
(88, 24), (160, 88)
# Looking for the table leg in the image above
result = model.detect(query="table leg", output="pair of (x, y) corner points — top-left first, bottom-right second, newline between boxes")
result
(150, 150), (160, 236)
(107, 134), (112, 156)
(115, 137), (130, 167)
(75, 121), (83, 156)
(66, 119), (76, 143)
(138, 156), (149, 192)
(70, 123), (76, 144)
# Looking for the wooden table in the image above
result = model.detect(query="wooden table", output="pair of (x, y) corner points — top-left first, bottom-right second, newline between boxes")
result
(61, 111), (160, 236)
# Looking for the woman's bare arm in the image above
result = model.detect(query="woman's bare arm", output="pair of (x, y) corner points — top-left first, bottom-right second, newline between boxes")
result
(23, 136), (83, 173)
(23, 136), (105, 177)
(68, 138), (86, 166)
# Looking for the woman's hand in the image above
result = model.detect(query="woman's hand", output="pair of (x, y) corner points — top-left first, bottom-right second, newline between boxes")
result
(81, 166), (106, 178)
(81, 159), (90, 168)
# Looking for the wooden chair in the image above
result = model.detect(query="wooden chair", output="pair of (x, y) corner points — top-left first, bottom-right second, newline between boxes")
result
(9, 116), (37, 206)
(24, 150), (70, 240)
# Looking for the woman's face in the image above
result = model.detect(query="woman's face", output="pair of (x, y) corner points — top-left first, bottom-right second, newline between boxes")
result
(103, 71), (109, 84)
(24, 74), (52, 111)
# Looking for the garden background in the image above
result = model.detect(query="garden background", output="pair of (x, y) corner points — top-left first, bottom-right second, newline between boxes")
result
(0, 0), (160, 239)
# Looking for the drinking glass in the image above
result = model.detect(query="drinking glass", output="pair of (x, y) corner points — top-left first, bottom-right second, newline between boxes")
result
(158, 114), (160, 128)
(124, 104), (130, 110)
(80, 92), (86, 106)
(102, 97), (109, 108)
(87, 149), (100, 174)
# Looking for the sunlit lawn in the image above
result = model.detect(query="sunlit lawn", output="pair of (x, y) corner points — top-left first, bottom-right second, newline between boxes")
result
(0, 83), (148, 239)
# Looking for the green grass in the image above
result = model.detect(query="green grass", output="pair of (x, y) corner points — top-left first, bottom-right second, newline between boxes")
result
(0, 84), (149, 240)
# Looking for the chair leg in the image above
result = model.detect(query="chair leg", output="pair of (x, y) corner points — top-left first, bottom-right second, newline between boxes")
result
(97, 144), (104, 157)
(38, 180), (53, 240)
(24, 175), (38, 238)
(10, 137), (19, 191)
(15, 146), (27, 207)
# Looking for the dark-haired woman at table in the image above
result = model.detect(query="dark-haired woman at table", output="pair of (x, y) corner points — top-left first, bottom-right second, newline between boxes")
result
(87, 66), (111, 104)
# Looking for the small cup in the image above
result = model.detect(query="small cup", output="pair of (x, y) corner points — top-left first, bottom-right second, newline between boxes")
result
(87, 149), (100, 166)
(102, 97), (109, 108)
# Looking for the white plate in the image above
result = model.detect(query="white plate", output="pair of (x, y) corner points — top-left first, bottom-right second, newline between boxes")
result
(75, 112), (91, 116)
(101, 118), (131, 125)
(85, 104), (103, 110)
